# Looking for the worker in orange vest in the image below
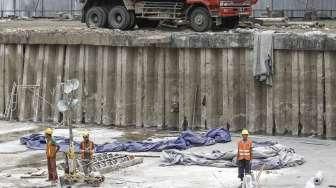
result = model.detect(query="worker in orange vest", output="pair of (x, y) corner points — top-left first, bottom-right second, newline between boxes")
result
(45, 128), (60, 182)
(237, 129), (253, 181)
(80, 130), (95, 176)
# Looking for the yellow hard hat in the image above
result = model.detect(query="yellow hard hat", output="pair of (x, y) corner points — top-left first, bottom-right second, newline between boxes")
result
(45, 128), (53, 135)
(82, 130), (90, 137)
(241, 129), (249, 135)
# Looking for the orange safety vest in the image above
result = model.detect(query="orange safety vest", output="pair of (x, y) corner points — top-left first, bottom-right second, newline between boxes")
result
(237, 139), (253, 160)
(46, 139), (57, 158)
(80, 141), (94, 160)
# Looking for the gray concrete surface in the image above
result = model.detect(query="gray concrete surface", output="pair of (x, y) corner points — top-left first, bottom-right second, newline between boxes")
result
(0, 121), (335, 188)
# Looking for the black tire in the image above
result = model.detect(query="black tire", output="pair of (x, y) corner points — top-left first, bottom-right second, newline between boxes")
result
(189, 7), (212, 32)
(108, 6), (131, 30)
(85, 7), (107, 28)
(126, 11), (136, 30)
(222, 16), (239, 29)
(136, 18), (160, 28)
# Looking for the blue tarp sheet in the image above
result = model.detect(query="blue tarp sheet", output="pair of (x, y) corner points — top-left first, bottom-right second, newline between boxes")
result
(20, 128), (231, 153)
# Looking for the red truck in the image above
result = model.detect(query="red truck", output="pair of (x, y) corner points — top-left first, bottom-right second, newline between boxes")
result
(80, 0), (257, 32)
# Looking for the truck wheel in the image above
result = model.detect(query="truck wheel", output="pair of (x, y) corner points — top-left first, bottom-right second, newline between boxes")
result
(86, 7), (107, 28)
(136, 18), (160, 28)
(108, 6), (131, 30)
(126, 11), (136, 30)
(190, 7), (212, 32)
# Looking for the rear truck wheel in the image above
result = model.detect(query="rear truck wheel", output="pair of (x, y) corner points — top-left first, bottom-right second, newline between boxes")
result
(108, 6), (131, 30)
(136, 18), (160, 28)
(126, 11), (136, 30)
(85, 7), (107, 28)
(189, 7), (212, 32)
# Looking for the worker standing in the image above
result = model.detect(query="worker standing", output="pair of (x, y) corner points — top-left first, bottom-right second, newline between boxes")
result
(45, 128), (60, 183)
(80, 130), (95, 176)
(237, 129), (253, 182)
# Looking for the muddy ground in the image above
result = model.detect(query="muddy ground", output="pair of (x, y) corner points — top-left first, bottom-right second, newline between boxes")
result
(0, 121), (335, 188)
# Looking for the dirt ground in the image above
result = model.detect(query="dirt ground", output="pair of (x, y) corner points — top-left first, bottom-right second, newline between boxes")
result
(0, 18), (336, 34)
(0, 121), (335, 188)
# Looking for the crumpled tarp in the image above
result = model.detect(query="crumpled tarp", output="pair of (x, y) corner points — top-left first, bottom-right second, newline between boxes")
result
(20, 128), (231, 153)
(160, 140), (305, 170)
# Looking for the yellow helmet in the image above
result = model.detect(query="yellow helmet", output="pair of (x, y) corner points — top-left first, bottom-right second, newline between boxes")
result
(82, 130), (90, 137)
(241, 129), (249, 135)
(45, 128), (53, 135)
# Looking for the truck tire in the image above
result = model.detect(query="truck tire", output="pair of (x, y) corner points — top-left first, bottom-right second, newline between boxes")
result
(190, 7), (212, 32)
(126, 11), (136, 30)
(136, 18), (160, 28)
(86, 7), (107, 28)
(108, 6), (131, 30)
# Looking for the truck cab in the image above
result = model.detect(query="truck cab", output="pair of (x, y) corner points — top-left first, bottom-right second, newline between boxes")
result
(80, 0), (257, 32)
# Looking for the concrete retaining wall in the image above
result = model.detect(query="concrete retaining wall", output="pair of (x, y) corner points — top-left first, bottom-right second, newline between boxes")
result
(0, 31), (336, 138)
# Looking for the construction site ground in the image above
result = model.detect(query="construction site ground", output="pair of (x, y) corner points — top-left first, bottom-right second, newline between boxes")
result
(0, 18), (336, 34)
(0, 121), (335, 188)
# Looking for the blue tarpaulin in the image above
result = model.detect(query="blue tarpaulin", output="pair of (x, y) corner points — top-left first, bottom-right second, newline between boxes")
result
(20, 128), (231, 153)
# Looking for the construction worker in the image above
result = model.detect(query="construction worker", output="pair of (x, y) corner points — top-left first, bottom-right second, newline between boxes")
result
(45, 128), (60, 182)
(237, 129), (253, 182)
(80, 130), (95, 176)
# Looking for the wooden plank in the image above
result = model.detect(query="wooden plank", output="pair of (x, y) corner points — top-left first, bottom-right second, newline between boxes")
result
(200, 48), (207, 129)
(291, 51), (300, 136)
(135, 48), (144, 128)
(316, 52), (324, 137)
(324, 51), (336, 138)
(178, 48), (185, 130)
(53, 45), (65, 123)
(83, 46), (98, 123)
(245, 49), (259, 133)
(0, 44), (4, 115)
(192, 49), (202, 129)
(207, 49), (223, 128)
(119, 47), (136, 126)
(102, 47), (117, 125)
(238, 48), (247, 130)
(64, 45), (82, 124)
(143, 47), (155, 127)
(222, 49), (229, 130)
(300, 51), (318, 135)
(164, 48), (179, 129)
(154, 48), (165, 128)
(19, 45), (38, 121)
(41, 45), (56, 122)
(273, 50), (293, 135)
(5, 45), (24, 120)
(266, 50), (274, 135)
(32, 45), (45, 122)
(298, 51), (305, 135)
(227, 49), (235, 131)
(95, 46), (104, 124)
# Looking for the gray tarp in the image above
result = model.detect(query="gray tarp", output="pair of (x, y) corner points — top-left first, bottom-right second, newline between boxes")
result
(160, 140), (305, 170)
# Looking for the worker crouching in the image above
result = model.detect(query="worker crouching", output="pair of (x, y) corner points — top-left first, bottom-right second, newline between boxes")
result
(45, 128), (60, 183)
(237, 129), (253, 182)
(80, 130), (95, 176)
